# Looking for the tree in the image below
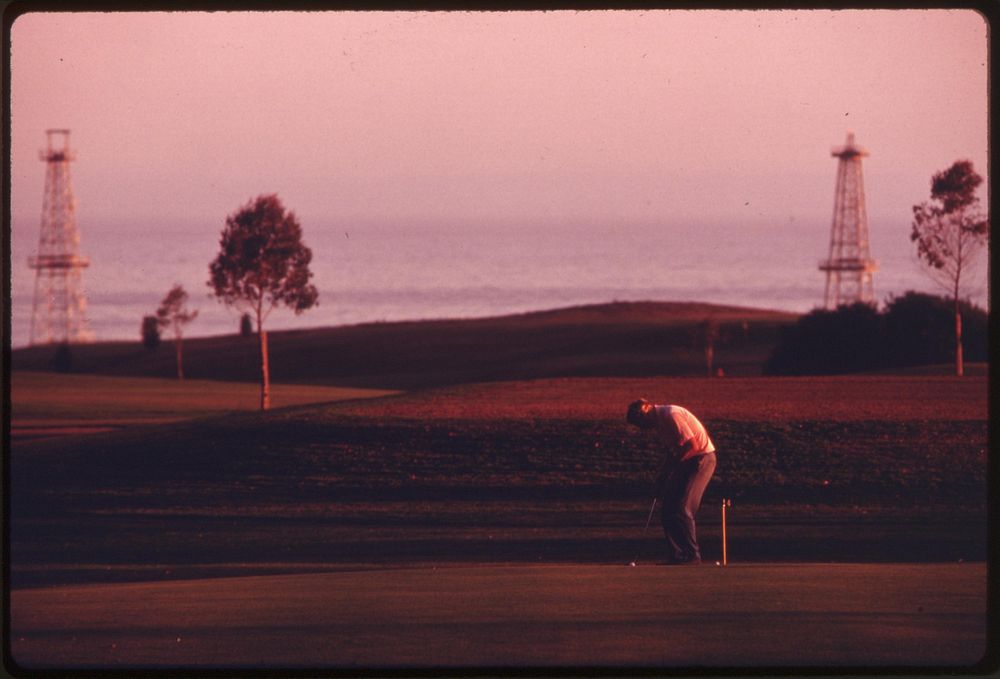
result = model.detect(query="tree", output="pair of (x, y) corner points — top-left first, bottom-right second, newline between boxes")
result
(208, 194), (318, 410)
(910, 160), (989, 376)
(156, 284), (198, 380)
(141, 315), (161, 349)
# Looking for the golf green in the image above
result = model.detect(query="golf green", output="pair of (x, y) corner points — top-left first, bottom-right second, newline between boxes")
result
(9, 562), (987, 670)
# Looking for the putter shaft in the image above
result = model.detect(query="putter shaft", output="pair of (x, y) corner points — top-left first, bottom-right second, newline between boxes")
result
(643, 497), (657, 534)
(630, 498), (658, 566)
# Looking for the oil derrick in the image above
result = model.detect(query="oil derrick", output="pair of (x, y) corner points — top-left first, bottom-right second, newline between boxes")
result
(28, 129), (95, 344)
(819, 132), (877, 309)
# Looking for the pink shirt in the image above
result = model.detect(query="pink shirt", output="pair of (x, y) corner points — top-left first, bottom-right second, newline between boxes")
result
(654, 405), (716, 463)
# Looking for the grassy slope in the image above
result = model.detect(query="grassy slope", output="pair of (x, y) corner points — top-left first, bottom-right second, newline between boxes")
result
(10, 301), (797, 389)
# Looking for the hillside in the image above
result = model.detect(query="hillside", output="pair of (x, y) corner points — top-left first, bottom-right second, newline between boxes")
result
(10, 301), (797, 390)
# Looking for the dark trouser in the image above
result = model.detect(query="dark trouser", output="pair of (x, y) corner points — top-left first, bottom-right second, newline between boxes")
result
(660, 452), (716, 564)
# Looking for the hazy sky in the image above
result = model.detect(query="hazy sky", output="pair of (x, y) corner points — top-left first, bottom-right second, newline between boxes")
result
(9, 9), (988, 233)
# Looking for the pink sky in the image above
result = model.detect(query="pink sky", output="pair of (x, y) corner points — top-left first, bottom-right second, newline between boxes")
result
(9, 10), (988, 232)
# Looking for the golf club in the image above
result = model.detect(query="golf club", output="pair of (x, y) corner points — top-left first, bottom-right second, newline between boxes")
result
(628, 497), (657, 566)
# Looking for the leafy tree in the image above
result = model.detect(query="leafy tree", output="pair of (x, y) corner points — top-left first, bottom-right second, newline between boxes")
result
(141, 315), (161, 349)
(156, 284), (198, 380)
(765, 292), (988, 376)
(208, 194), (318, 410)
(910, 160), (989, 376)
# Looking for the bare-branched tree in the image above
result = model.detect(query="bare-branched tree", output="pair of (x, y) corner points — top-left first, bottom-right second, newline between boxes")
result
(156, 284), (198, 380)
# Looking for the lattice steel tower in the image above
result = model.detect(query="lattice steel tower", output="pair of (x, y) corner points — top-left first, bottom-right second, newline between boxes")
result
(28, 129), (94, 344)
(819, 131), (877, 309)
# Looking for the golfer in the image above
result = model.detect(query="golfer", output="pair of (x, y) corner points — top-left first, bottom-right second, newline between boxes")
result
(627, 399), (716, 565)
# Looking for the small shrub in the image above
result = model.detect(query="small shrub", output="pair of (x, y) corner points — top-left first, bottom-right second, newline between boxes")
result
(52, 343), (72, 372)
(141, 315), (161, 349)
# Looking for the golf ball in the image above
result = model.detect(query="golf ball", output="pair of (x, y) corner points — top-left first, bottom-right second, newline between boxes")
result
(629, 561), (636, 567)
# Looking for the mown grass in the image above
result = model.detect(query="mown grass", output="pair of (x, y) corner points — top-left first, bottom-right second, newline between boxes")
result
(9, 372), (398, 424)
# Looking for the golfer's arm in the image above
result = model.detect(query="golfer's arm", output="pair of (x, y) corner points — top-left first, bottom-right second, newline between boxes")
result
(654, 440), (695, 487)
(654, 441), (690, 488)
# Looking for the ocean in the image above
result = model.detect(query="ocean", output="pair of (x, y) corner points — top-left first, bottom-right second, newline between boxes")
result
(7, 215), (987, 350)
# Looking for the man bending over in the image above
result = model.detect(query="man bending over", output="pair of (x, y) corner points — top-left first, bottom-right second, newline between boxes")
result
(627, 398), (716, 565)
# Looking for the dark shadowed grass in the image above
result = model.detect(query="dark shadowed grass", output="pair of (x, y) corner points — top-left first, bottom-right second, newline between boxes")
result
(10, 301), (797, 388)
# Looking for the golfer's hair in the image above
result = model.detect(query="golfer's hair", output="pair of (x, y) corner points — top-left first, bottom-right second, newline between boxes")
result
(626, 399), (653, 426)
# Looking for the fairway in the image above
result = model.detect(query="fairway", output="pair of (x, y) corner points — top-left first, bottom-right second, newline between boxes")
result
(10, 371), (398, 428)
(9, 563), (987, 670)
